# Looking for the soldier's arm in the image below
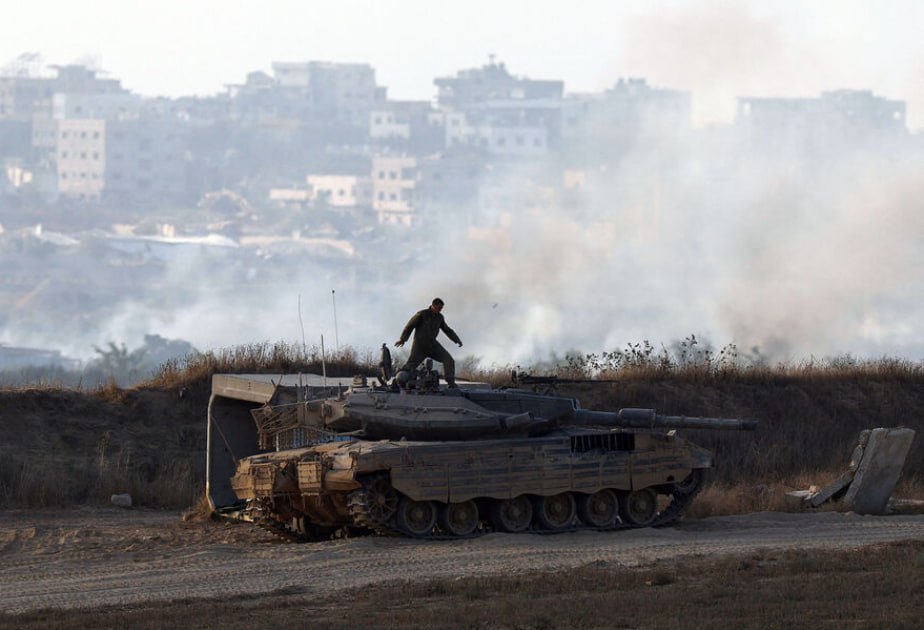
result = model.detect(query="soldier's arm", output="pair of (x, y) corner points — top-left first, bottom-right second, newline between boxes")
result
(441, 321), (462, 345)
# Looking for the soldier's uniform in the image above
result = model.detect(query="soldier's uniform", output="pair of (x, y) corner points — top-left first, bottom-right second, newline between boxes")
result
(397, 306), (462, 386)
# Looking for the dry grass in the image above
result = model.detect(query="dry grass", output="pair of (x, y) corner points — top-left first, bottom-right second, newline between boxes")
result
(0, 452), (199, 510)
(150, 342), (376, 390)
(3, 541), (922, 629)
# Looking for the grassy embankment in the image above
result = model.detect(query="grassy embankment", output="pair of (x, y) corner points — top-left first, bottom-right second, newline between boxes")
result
(1, 341), (922, 513)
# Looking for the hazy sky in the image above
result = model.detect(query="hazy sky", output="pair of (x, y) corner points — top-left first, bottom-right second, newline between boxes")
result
(4, 0), (924, 129)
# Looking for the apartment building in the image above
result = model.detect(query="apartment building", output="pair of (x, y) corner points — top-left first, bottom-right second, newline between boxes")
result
(736, 90), (907, 154)
(372, 156), (417, 225)
(0, 64), (124, 120)
(55, 119), (106, 200)
(272, 61), (386, 125)
(435, 61), (564, 156)
(444, 101), (557, 156)
(435, 59), (563, 109)
(562, 78), (691, 151)
(104, 118), (185, 202)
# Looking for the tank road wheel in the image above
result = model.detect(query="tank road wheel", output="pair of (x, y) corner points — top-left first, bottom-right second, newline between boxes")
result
(618, 488), (658, 527)
(396, 497), (437, 537)
(577, 489), (619, 529)
(534, 493), (577, 531)
(490, 495), (533, 533)
(439, 500), (480, 537)
(364, 475), (399, 524)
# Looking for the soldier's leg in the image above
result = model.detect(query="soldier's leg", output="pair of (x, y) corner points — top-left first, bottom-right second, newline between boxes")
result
(398, 344), (428, 374)
(429, 342), (456, 386)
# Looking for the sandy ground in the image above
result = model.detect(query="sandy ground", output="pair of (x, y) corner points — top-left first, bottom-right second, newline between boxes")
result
(2, 507), (924, 614)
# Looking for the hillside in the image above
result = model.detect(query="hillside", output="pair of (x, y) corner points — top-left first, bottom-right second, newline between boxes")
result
(1, 372), (921, 509)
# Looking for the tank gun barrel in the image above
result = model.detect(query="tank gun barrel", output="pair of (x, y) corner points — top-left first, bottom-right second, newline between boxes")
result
(575, 408), (757, 431)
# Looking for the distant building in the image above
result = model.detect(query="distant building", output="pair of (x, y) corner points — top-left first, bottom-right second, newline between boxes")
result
(52, 92), (141, 120)
(272, 61), (386, 125)
(434, 60), (564, 156)
(443, 101), (557, 156)
(415, 150), (485, 222)
(33, 116), (185, 203)
(307, 174), (373, 208)
(435, 59), (563, 109)
(104, 118), (186, 203)
(0, 64), (124, 121)
(736, 90), (907, 154)
(372, 156), (417, 225)
(55, 119), (106, 200)
(562, 78), (691, 153)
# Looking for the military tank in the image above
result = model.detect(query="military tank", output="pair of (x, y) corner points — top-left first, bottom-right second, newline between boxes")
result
(207, 364), (756, 540)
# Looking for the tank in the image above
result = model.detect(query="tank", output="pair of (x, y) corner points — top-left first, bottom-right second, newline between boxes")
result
(207, 367), (757, 540)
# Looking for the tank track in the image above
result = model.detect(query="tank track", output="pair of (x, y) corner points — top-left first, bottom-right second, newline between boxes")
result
(254, 515), (308, 543)
(347, 472), (401, 535)
(652, 470), (706, 527)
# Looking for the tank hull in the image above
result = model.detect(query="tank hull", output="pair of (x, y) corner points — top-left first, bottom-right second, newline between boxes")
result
(229, 428), (712, 537)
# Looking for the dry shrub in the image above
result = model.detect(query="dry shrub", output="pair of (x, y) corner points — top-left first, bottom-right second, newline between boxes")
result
(182, 493), (215, 522)
(149, 341), (376, 391)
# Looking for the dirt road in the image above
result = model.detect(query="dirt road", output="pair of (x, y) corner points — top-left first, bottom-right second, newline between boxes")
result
(2, 507), (923, 614)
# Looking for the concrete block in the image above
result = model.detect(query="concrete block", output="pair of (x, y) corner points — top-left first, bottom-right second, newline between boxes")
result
(110, 493), (133, 508)
(806, 469), (855, 507)
(842, 428), (916, 515)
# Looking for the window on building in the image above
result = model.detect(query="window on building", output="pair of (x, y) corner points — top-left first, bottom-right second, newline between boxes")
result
(93, 153), (99, 160)
(389, 193), (397, 201)
(337, 189), (345, 196)
(61, 151), (68, 158)
(378, 192), (385, 200)
(389, 171), (397, 179)
(378, 171), (385, 179)
(80, 132), (87, 139)
(93, 131), (100, 139)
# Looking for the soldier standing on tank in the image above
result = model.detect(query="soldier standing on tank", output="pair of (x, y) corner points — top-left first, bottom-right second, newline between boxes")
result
(395, 297), (463, 387)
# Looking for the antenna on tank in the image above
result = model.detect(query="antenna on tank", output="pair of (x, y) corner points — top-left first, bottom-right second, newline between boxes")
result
(298, 294), (307, 357)
(331, 289), (340, 354)
(320, 334), (327, 387)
